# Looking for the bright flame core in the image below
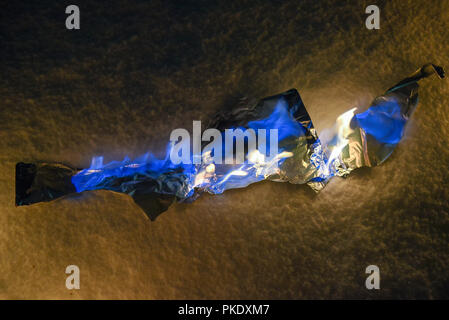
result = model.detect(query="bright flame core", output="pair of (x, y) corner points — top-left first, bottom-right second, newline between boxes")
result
(321, 107), (356, 177)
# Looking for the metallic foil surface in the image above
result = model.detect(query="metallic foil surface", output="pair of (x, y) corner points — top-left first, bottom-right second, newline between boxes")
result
(325, 63), (444, 181)
(15, 64), (445, 219)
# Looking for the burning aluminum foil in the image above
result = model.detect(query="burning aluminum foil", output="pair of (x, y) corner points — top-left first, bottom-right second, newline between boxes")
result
(328, 63), (445, 178)
(15, 64), (445, 219)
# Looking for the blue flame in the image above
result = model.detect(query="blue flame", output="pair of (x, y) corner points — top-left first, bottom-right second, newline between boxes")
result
(197, 98), (303, 194)
(71, 98), (305, 198)
(247, 99), (305, 140)
(71, 145), (195, 193)
(354, 97), (406, 145)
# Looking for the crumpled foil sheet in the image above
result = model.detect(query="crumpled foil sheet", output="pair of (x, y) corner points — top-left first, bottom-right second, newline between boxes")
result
(15, 64), (445, 219)
(336, 63), (444, 176)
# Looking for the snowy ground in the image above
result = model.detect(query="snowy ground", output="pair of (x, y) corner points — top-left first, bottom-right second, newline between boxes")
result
(0, 0), (448, 299)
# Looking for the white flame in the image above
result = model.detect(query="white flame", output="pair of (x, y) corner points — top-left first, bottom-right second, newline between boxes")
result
(190, 148), (294, 191)
(322, 107), (356, 176)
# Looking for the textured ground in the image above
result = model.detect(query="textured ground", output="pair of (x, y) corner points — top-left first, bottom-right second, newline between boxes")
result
(0, 0), (448, 299)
